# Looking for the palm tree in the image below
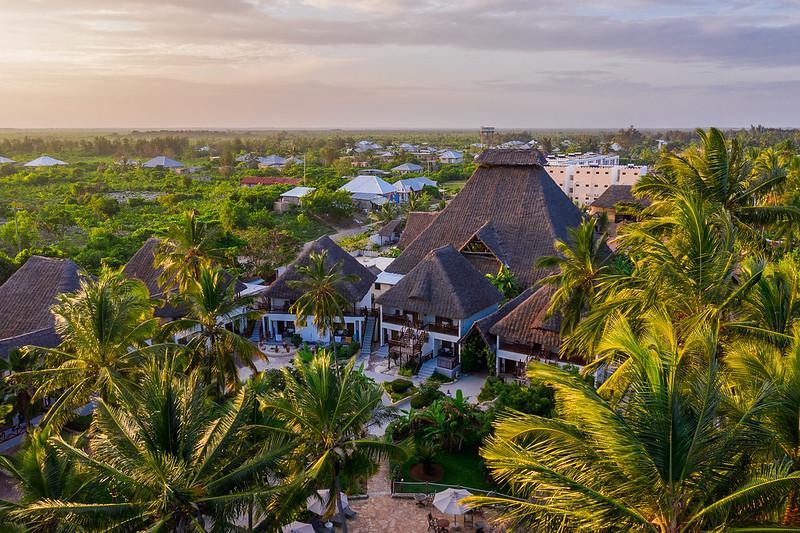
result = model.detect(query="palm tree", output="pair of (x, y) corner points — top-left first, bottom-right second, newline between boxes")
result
(11, 362), (290, 532)
(467, 311), (800, 532)
(725, 329), (800, 525)
(12, 268), (160, 429)
(166, 264), (265, 396)
(404, 192), (431, 214)
(536, 216), (612, 337)
(485, 264), (521, 302)
(288, 250), (358, 346)
(154, 209), (225, 292)
(0, 427), (93, 532)
(635, 127), (800, 253)
(260, 351), (404, 533)
(369, 204), (398, 226)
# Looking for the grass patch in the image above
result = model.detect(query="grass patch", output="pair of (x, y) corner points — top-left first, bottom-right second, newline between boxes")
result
(401, 450), (496, 491)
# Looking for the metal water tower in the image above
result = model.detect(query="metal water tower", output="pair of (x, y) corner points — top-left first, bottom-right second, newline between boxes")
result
(480, 126), (496, 148)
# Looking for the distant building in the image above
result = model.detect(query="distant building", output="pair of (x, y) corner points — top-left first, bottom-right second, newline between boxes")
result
(391, 162), (424, 174)
(24, 156), (67, 167)
(589, 184), (651, 236)
(256, 155), (287, 169)
(393, 177), (438, 203)
(240, 176), (300, 188)
(357, 168), (391, 177)
(338, 175), (400, 207)
(438, 150), (463, 164)
(143, 156), (183, 169)
(371, 219), (404, 247)
(275, 186), (316, 212)
(545, 163), (647, 205)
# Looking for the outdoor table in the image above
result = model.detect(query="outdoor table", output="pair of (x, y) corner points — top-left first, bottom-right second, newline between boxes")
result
(437, 519), (450, 528)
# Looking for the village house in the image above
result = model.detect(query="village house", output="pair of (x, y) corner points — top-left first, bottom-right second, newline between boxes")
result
(24, 156), (68, 167)
(257, 155), (287, 169)
(0, 256), (82, 358)
(370, 219), (404, 247)
(375, 245), (503, 378)
(260, 236), (376, 345)
(274, 186), (316, 213)
(391, 162), (424, 174)
(392, 177), (438, 203)
(438, 150), (463, 164)
(142, 156), (183, 169)
(338, 175), (400, 208)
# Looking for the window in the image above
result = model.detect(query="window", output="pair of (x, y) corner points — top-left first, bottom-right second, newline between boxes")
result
(374, 283), (381, 290)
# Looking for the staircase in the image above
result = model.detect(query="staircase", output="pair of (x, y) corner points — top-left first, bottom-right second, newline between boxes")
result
(359, 316), (376, 360)
(417, 357), (438, 380)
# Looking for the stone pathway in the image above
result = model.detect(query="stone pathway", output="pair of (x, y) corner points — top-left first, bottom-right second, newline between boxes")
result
(347, 462), (494, 532)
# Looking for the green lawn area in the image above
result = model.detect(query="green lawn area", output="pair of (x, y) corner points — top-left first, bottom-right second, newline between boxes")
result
(401, 450), (497, 491)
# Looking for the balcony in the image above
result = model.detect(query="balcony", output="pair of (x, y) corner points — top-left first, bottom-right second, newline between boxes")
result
(383, 315), (408, 327)
(437, 355), (459, 370)
(427, 322), (459, 337)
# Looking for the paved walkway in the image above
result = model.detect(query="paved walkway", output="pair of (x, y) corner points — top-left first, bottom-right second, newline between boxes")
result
(348, 462), (494, 532)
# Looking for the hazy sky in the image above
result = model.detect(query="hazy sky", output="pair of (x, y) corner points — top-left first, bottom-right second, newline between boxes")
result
(1, 0), (799, 129)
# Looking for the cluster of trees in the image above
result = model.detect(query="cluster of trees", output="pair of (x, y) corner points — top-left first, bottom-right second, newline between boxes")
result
(472, 128), (800, 530)
(0, 211), (403, 531)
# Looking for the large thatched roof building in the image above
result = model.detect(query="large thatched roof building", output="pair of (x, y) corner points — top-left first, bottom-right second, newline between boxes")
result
(387, 149), (584, 286)
(0, 256), (82, 357)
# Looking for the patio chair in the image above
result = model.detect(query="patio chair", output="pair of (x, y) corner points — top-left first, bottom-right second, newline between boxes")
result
(427, 513), (437, 532)
(343, 505), (357, 520)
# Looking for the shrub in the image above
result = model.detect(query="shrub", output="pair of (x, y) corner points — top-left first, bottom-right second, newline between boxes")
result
(427, 371), (452, 384)
(290, 333), (303, 347)
(410, 382), (444, 409)
(478, 376), (554, 417)
(398, 367), (414, 377)
(390, 378), (413, 394)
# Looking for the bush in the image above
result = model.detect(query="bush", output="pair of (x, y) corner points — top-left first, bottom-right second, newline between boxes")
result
(398, 367), (414, 377)
(290, 333), (303, 347)
(427, 371), (452, 384)
(478, 376), (554, 416)
(390, 378), (413, 394)
(410, 382), (444, 409)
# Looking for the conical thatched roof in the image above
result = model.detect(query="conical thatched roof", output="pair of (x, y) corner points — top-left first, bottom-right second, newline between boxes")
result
(387, 148), (583, 285)
(264, 236), (375, 303)
(376, 245), (502, 319)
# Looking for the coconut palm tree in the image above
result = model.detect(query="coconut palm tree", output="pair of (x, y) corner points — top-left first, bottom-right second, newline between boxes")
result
(404, 192), (431, 214)
(369, 203), (398, 227)
(288, 250), (358, 346)
(725, 329), (800, 526)
(154, 209), (226, 292)
(467, 311), (800, 532)
(0, 427), (93, 532)
(535, 216), (612, 337)
(12, 268), (160, 429)
(11, 362), (290, 532)
(635, 127), (800, 254)
(259, 351), (404, 533)
(166, 264), (264, 396)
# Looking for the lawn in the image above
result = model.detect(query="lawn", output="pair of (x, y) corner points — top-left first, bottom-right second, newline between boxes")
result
(401, 450), (497, 491)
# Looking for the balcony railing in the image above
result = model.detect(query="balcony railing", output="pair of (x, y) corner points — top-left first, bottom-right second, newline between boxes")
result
(437, 356), (458, 370)
(383, 315), (408, 326)
(427, 322), (459, 336)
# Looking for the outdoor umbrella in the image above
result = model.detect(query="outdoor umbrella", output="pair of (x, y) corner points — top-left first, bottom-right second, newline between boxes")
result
(307, 489), (349, 515)
(433, 488), (472, 527)
(281, 521), (315, 533)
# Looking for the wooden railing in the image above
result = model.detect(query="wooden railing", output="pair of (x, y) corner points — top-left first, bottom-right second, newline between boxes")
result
(437, 356), (458, 370)
(427, 322), (459, 336)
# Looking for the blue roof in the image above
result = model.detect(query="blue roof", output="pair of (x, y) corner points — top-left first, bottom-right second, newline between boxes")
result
(392, 162), (423, 172)
(143, 156), (183, 168)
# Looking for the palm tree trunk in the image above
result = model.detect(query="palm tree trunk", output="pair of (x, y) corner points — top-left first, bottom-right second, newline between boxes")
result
(335, 473), (349, 533)
(784, 488), (800, 525)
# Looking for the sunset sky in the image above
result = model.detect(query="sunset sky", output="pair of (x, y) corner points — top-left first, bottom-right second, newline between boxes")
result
(1, 0), (798, 129)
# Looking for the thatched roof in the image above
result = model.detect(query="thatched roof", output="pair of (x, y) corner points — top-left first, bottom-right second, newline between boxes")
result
(377, 219), (403, 238)
(397, 212), (437, 250)
(264, 235), (376, 303)
(0, 256), (81, 357)
(489, 285), (561, 347)
(591, 184), (651, 209)
(123, 238), (245, 319)
(376, 245), (502, 319)
(474, 148), (548, 166)
(388, 148), (584, 285)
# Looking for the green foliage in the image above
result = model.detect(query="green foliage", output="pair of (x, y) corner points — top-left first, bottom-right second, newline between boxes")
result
(338, 231), (370, 252)
(485, 264), (521, 302)
(459, 331), (492, 373)
(477, 376), (554, 416)
(410, 382), (444, 409)
(301, 188), (355, 219)
(389, 378), (413, 394)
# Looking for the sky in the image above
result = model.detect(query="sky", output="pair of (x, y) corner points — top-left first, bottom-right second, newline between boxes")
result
(0, 0), (799, 129)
